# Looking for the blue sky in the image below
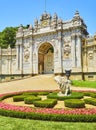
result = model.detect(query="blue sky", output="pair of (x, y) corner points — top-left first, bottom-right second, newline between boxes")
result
(0, 0), (96, 35)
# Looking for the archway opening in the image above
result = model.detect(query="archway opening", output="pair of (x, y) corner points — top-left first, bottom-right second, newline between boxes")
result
(38, 42), (54, 74)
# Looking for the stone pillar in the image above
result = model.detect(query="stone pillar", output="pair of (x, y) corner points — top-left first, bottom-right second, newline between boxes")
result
(8, 47), (12, 74)
(16, 45), (19, 70)
(77, 35), (82, 68)
(33, 43), (38, 74)
(33, 53), (38, 74)
(16, 44), (21, 72)
(83, 48), (87, 72)
(30, 40), (33, 75)
(35, 48), (38, 74)
(57, 36), (63, 73)
(10, 55), (12, 74)
(20, 43), (23, 75)
(71, 34), (76, 67)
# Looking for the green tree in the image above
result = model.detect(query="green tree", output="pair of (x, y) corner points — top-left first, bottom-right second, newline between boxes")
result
(0, 27), (18, 48)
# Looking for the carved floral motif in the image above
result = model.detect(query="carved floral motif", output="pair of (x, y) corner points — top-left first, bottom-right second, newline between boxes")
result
(88, 51), (93, 59)
(24, 49), (30, 62)
(23, 43), (30, 62)
(33, 33), (57, 43)
(64, 43), (71, 57)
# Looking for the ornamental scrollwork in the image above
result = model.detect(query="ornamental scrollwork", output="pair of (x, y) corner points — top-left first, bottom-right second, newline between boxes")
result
(33, 33), (57, 43)
(63, 43), (71, 58)
(24, 49), (30, 62)
(88, 51), (93, 59)
(23, 42), (30, 62)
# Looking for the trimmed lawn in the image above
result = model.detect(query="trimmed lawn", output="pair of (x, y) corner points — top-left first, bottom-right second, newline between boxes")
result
(72, 80), (96, 88)
(0, 116), (96, 130)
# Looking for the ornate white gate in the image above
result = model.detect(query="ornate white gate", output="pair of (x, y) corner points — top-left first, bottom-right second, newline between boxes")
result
(44, 50), (54, 73)
(38, 42), (54, 74)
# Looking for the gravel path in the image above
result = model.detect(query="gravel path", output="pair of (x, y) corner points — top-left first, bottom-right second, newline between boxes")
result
(0, 74), (96, 94)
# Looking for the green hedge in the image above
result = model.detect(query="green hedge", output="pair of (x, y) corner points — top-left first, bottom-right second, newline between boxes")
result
(33, 99), (57, 108)
(0, 93), (23, 101)
(24, 96), (41, 104)
(13, 95), (26, 102)
(0, 109), (96, 122)
(37, 91), (50, 95)
(90, 93), (96, 98)
(23, 91), (50, 96)
(82, 92), (96, 98)
(84, 98), (96, 106)
(23, 92), (38, 96)
(47, 92), (84, 100)
(82, 92), (92, 96)
(64, 99), (85, 108)
(0, 94), (17, 101)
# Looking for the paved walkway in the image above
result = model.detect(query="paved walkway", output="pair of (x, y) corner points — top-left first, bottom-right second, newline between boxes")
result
(0, 74), (96, 94)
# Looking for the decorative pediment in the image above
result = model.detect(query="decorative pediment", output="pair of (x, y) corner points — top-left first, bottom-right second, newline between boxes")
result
(40, 12), (51, 21)
(41, 19), (48, 27)
(40, 12), (51, 27)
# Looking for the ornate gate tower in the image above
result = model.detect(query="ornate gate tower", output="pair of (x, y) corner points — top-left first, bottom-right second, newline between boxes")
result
(16, 11), (88, 79)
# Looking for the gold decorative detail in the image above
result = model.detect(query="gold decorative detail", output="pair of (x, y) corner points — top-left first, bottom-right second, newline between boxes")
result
(41, 20), (48, 27)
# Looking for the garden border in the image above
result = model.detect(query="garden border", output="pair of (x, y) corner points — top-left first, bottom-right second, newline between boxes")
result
(0, 90), (96, 122)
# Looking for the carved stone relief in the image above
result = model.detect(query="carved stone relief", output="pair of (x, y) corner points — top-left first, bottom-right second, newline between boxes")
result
(88, 51), (93, 59)
(23, 42), (30, 62)
(64, 44), (71, 58)
(24, 49), (30, 62)
(63, 40), (71, 58)
(33, 33), (58, 44)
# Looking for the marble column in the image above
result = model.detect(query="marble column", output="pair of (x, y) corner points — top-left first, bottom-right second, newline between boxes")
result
(77, 35), (82, 68)
(54, 40), (58, 73)
(33, 43), (38, 74)
(30, 40), (33, 75)
(71, 34), (76, 67)
(57, 36), (62, 73)
(9, 52), (12, 75)
(83, 48), (87, 72)
(16, 44), (20, 71)
(20, 43), (23, 74)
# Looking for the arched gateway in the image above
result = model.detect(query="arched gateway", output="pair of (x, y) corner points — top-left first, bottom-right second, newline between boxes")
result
(15, 11), (94, 80)
(38, 42), (54, 74)
(1, 11), (96, 81)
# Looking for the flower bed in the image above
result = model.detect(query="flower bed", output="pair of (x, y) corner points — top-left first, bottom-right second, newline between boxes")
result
(0, 90), (96, 122)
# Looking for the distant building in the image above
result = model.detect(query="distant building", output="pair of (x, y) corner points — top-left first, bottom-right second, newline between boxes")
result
(0, 11), (96, 80)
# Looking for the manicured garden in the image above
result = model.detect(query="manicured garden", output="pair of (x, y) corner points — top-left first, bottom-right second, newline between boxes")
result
(0, 90), (96, 122)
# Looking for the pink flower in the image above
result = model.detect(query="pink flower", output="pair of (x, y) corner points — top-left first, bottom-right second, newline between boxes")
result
(0, 91), (96, 115)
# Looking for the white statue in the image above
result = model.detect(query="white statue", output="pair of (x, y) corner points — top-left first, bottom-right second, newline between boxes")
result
(54, 75), (71, 96)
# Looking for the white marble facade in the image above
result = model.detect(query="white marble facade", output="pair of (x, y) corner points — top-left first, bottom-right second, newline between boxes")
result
(0, 11), (96, 80)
